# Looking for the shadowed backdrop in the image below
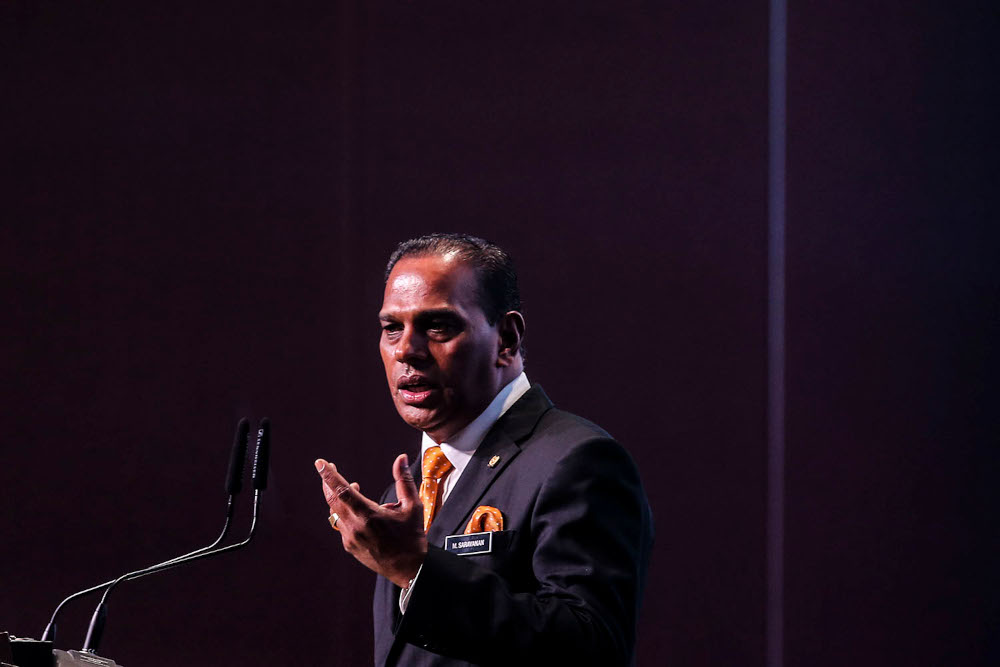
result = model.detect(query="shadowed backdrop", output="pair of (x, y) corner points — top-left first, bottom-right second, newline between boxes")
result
(1, 2), (994, 665)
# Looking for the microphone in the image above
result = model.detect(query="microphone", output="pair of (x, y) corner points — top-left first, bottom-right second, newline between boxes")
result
(252, 417), (271, 491)
(80, 417), (270, 654)
(40, 418), (251, 644)
(226, 417), (252, 496)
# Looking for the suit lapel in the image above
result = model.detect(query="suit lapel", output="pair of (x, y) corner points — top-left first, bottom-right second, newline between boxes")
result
(426, 385), (554, 543)
(380, 386), (553, 666)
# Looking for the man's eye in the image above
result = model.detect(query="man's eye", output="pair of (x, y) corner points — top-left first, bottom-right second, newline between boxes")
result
(382, 323), (402, 335)
(427, 321), (455, 334)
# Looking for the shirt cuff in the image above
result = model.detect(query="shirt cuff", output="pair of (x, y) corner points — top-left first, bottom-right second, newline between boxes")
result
(397, 562), (424, 614)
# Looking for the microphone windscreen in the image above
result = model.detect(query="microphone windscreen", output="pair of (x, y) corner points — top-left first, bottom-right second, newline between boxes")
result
(225, 418), (251, 495)
(252, 418), (271, 490)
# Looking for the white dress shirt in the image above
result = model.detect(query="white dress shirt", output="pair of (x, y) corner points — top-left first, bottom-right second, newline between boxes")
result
(400, 371), (531, 612)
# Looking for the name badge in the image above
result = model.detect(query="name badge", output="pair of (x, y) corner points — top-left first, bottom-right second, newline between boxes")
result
(444, 531), (493, 556)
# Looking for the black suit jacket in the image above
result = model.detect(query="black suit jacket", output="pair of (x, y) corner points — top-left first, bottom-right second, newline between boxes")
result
(373, 385), (653, 666)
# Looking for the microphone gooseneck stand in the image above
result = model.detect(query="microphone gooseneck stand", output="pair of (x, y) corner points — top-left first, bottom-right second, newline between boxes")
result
(80, 489), (264, 654)
(39, 417), (253, 645)
(81, 417), (270, 655)
(40, 496), (238, 643)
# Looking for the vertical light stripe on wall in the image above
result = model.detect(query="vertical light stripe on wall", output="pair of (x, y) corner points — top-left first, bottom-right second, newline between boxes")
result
(767, 1), (787, 666)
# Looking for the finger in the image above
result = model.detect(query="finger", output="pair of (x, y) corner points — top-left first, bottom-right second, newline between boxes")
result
(315, 458), (351, 503)
(315, 459), (364, 514)
(393, 453), (420, 507)
(333, 482), (381, 516)
(321, 479), (346, 509)
(327, 481), (362, 508)
(315, 460), (380, 517)
(314, 458), (350, 488)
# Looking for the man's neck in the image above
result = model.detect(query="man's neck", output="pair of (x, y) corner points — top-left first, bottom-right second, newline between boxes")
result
(425, 362), (524, 443)
(423, 371), (530, 447)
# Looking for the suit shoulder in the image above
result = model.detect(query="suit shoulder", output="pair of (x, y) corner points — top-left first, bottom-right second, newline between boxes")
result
(520, 407), (638, 472)
(535, 406), (615, 443)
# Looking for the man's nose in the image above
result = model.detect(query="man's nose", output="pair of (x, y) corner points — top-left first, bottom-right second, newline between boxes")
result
(394, 328), (428, 363)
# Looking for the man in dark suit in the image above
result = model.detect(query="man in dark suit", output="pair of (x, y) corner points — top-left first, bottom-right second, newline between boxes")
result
(315, 234), (652, 666)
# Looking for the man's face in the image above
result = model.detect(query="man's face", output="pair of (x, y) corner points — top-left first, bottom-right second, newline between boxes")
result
(379, 253), (502, 442)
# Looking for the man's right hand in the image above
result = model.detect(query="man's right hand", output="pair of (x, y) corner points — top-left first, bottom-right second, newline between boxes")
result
(314, 454), (427, 588)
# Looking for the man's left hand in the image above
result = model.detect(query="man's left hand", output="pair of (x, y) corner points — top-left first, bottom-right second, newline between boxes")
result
(314, 453), (426, 588)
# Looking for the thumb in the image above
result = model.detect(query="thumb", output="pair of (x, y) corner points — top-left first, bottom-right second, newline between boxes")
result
(393, 453), (420, 506)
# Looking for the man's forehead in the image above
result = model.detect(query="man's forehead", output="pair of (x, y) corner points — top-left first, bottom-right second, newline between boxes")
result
(385, 270), (431, 298)
(390, 252), (470, 279)
(380, 254), (481, 316)
(385, 256), (476, 295)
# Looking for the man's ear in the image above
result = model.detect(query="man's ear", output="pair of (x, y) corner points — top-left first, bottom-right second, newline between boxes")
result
(496, 311), (526, 366)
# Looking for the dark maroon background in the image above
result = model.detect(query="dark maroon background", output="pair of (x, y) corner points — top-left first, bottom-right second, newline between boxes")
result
(1, 2), (994, 665)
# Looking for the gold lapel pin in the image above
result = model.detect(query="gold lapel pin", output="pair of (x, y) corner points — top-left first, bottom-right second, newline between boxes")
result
(488, 455), (501, 468)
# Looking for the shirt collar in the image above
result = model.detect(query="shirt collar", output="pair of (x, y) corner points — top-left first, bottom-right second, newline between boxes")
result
(420, 372), (531, 474)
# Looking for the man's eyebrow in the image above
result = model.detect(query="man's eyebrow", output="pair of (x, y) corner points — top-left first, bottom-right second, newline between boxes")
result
(418, 308), (460, 317)
(414, 309), (465, 323)
(378, 308), (461, 322)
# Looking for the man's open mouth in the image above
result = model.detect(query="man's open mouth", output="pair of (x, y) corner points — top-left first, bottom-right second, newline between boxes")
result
(397, 376), (439, 404)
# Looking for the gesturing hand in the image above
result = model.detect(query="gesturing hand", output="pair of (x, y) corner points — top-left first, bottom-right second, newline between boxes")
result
(314, 453), (426, 588)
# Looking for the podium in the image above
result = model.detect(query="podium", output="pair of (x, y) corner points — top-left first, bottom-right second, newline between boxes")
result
(0, 633), (50, 667)
(0, 635), (121, 667)
(52, 651), (120, 667)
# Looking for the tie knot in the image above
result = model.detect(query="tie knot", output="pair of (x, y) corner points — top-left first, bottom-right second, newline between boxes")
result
(422, 446), (453, 480)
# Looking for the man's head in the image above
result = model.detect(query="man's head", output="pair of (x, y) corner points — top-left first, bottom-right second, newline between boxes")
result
(379, 234), (525, 443)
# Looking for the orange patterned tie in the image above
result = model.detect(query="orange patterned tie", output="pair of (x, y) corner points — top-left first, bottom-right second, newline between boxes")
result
(420, 446), (453, 532)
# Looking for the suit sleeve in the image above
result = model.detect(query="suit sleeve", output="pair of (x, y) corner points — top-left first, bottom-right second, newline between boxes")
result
(393, 436), (652, 665)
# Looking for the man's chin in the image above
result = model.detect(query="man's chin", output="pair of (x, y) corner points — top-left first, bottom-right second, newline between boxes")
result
(395, 403), (443, 433)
